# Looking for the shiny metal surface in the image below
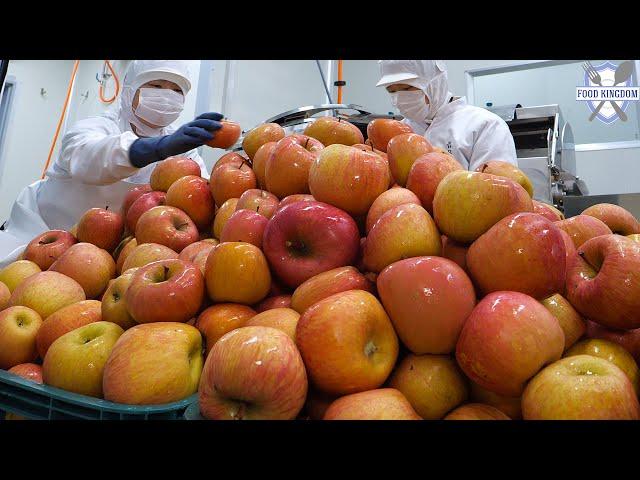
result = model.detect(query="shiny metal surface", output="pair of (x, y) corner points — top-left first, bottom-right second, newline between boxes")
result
(562, 193), (640, 218)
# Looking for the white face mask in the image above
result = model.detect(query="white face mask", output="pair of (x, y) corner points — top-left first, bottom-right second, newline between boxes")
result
(134, 88), (185, 127)
(390, 90), (430, 123)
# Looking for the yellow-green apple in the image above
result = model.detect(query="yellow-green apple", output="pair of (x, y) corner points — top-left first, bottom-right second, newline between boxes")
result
(205, 242), (271, 304)
(244, 307), (299, 341)
(8, 363), (43, 383)
(121, 184), (152, 218)
(296, 289), (399, 395)
(440, 235), (469, 272)
(274, 194), (316, 215)
(469, 381), (521, 420)
(386, 133), (433, 186)
(466, 213), (567, 299)
(178, 241), (216, 264)
(252, 142), (277, 189)
(309, 144), (390, 216)
(0, 260), (41, 293)
(255, 295), (292, 313)
(586, 320), (640, 363)
(0, 306), (43, 369)
(236, 189), (279, 219)
(388, 354), (468, 419)
(242, 123), (286, 160)
(205, 119), (241, 149)
(303, 116), (364, 146)
(377, 256), (476, 354)
(291, 266), (372, 314)
(212, 198), (239, 239)
(43, 321), (123, 397)
(444, 403), (511, 420)
(101, 270), (138, 330)
(540, 293), (585, 351)
(262, 201), (360, 288)
(433, 171), (534, 244)
(76, 207), (124, 253)
(24, 230), (77, 270)
(476, 160), (534, 197)
(114, 237), (136, 274)
(0, 281), (10, 310)
(533, 200), (564, 221)
(121, 242), (178, 272)
(50, 243), (116, 299)
(10, 271), (85, 319)
(406, 152), (464, 213)
(565, 338), (640, 394)
(196, 303), (256, 356)
(220, 209), (268, 248)
(522, 355), (640, 419)
(366, 118), (413, 152)
(628, 233), (640, 242)
(199, 326), (307, 420)
(581, 203), (640, 235)
(126, 259), (204, 324)
(166, 175), (215, 230)
(566, 234), (640, 329)
(36, 299), (102, 359)
(323, 388), (421, 420)
(363, 203), (441, 273)
(456, 291), (565, 397)
(135, 206), (199, 253)
(366, 188), (420, 234)
(210, 159), (256, 207)
(555, 215), (612, 249)
(150, 156), (201, 192)
(305, 389), (337, 420)
(265, 134), (324, 199)
(103, 322), (204, 404)
(125, 191), (166, 233)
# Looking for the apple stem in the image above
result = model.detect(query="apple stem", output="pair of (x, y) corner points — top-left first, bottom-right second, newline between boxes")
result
(163, 266), (170, 280)
(304, 138), (310, 149)
(105, 205), (109, 211)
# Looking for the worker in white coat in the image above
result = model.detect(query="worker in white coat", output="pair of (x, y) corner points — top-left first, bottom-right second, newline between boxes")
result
(0, 60), (223, 265)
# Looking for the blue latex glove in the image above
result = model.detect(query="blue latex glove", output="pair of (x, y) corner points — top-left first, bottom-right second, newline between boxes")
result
(129, 112), (224, 168)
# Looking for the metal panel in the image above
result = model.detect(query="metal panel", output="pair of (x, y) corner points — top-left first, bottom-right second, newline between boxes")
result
(563, 193), (640, 218)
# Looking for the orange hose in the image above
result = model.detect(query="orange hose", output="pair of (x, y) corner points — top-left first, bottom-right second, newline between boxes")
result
(99, 60), (120, 104)
(41, 60), (80, 180)
(337, 59), (343, 103)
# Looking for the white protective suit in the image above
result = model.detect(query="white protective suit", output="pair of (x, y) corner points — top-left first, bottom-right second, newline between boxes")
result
(0, 60), (208, 265)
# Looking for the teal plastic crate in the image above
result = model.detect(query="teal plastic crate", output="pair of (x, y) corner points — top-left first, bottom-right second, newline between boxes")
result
(184, 400), (205, 420)
(0, 369), (196, 420)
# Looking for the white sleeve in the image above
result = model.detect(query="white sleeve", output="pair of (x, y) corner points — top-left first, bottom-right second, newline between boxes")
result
(468, 117), (518, 172)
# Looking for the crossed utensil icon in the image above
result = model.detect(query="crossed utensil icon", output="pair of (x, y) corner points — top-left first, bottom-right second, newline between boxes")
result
(583, 60), (634, 122)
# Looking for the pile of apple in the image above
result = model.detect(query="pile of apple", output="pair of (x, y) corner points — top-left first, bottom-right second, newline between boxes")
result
(1, 115), (640, 421)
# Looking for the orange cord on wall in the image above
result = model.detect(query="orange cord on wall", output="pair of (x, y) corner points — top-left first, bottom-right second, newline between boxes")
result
(99, 60), (120, 104)
(337, 59), (344, 103)
(40, 60), (80, 180)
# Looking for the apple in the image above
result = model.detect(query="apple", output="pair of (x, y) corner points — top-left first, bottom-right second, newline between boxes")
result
(196, 303), (256, 356)
(388, 354), (468, 420)
(566, 234), (640, 330)
(220, 209), (268, 248)
(533, 200), (564, 221)
(433, 171), (534, 244)
(291, 266), (372, 315)
(0, 306), (43, 369)
(363, 203), (442, 273)
(581, 203), (640, 235)
(114, 237), (136, 274)
(199, 326), (307, 420)
(366, 118), (413, 152)
(244, 307), (299, 341)
(236, 189), (279, 219)
(522, 355), (639, 420)
(242, 123), (286, 160)
(304, 389), (337, 420)
(101, 270), (138, 330)
(377, 256), (476, 354)
(126, 259), (204, 324)
(135, 205), (199, 253)
(191, 248), (212, 275)
(50, 243), (116, 299)
(210, 159), (256, 208)
(121, 242), (178, 272)
(10, 271), (85, 319)
(444, 403), (511, 420)
(255, 295), (292, 313)
(262, 201), (360, 288)
(165, 175), (215, 230)
(366, 188), (420, 234)
(205, 242), (271, 305)
(76, 207), (124, 253)
(121, 184), (152, 218)
(212, 198), (239, 240)
(265, 134), (324, 199)
(43, 321), (124, 398)
(303, 116), (364, 146)
(476, 160), (534, 197)
(8, 363), (43, 383)
(206, 119), (241, 149)
(555, 215), (612, 249)
(386, 133), (433, 186)
(275, 194), (316, 214)
(0, 260), (41, 293)
(627, 233), (640, 243)
(456, 291), (565, 397)
(309, 144), (390, 216)
(469, 381), (522, 420)
(352, 143), (388, 159)
(23, 230), (77, 270)
(296, 289), (398, 395)
(178, 241), (216, 264)
(150, 156), (201, 192)
(406, 152), (464, 213)
(125, 191), (166, 233)
(586, 320), (640, 363)
(103, 322), (204, 405)
(212, 152), (250, 173)
(440, 235), (469, 272)
(540, 293), (586, 351)
(0, 281), (10, 310)
(252, 141), (277, 189)
(466, 213), (567, 299)
(559, 229), (577, 261)
(325, 388), (421, 420)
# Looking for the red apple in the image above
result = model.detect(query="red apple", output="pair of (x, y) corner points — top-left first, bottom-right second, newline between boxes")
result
(236, 189), (279, 219)
(10, 271), (86, 320)
(533, 200), (564, 221)
(76, 207), (124, 253)
(366, 188), (420, 234)
(196, 303), (256, 355)
(23, 230), (77, 270)
(210, 159), (256, 208)
(406, 152), (464, 213)
(220, 209), (268, 248)
(0, 306), (43, 369)
(121, 184), (152, 218)
(166, 175), (215, 230)
(242, 123), (286, 160)
(212, 152), (250, 175)
(559, 229), (577, 261)
(444, 403), (511, 420)
(323, 388), (421, 420)
(275, 194), (316, 214)
(125, 191), (166, 233)
(206, 120), (241, 149)
(121, 242), (178, 272)
(252, 142), (277, 189)
(303, 116), (364, 146)
(178, 241), (216, 264)
(254, 295), (292, 313)
(150, 156), (201, 192)
(135, 206), (199, 253)
(366, 118), (413, 152)
(0, 281), (10, 311)
(555, 215), (612, 249)
(244, 307), (299, 341)
(581, 203), (640, 235)
(469, 381), (522, 420)
(440, 235), (469, 272)
(476, 160), (534, 197)
(50, 243), (116, 299)
(386, 133), (433, 186)
(8, 363), (43, 383)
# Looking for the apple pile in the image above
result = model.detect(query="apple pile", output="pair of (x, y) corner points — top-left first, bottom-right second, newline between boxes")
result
(1, 115), (640, 421)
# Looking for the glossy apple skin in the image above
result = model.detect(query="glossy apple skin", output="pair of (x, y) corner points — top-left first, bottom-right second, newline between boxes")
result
(296, 289), (399, 396)
(378, 256), (476, 354)
(291, 266), (372, 314)
(50, 243), (116, 299)
(628, 234), (640, 243)
(0, 260), (41, 293)
(212, 152), (249, 174)
(309, 144), (390, 216)
(126, 259), (204, 324)
(121, 184), (152, 218)
(244, 307), (300, 341)
(555, 215), (612, 249)
(125, 191), (166, 233)
(24, 230), (77, 270)
(36, 299), (102, 359)
(386, 133), (433, 186)
(121, 243), (178, 272)
(522, 355), (640, 420)
(220, 209), (268, 248)
(440, 235), (469, 272)
(115, 238), (137, 275)
(303, 116), (364, 146)
(456, 291), (565, 397)
(150, 156), (201, 192)
(252, 142), (277, 189)
(206, 120), (241, 149)
(0, 306), (43, 369)
(236, 189), (279, 219)
(77, 208), (125, 253)
(0, 281), (10, 310)
(366, 188), (420, 234)
(581, 203), (640, 235)
(444, 403), (511, 420)
(433, 171), (534, 244)
(165, 175), (215, 230)
(469, 381), (522, 420)
(586, 319), (640, 363)
(255, 295), (292, 313)
(363, 203), (442, 273)
(10, 271), (86, 320)
(242, 123), (286, 160)
(566, 234), (640, 330)
(199, 326), (307, 420)
(135, 206), (199, 253)
(8, 363), (43, 383)
(196, 303), (256, 356)
(103, 322), (204, 405)
(540, 293), (586, 351)
(559, 229), (577, 263)
(324, 388), (421, 420)
(274, 194), (316, 214)
(212, 198), (239, 239)
(533, 200), (564, 221)
(210, 160), (256, 208)
(178, 241), (216, 265)
(406, 152), (464, 213)
(366, 118), (413, 152)
(388, 354), (468, 419)
(101, 270), (138, 330)
(476, 161), (534, 197)
(467, 213), (567, 299)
